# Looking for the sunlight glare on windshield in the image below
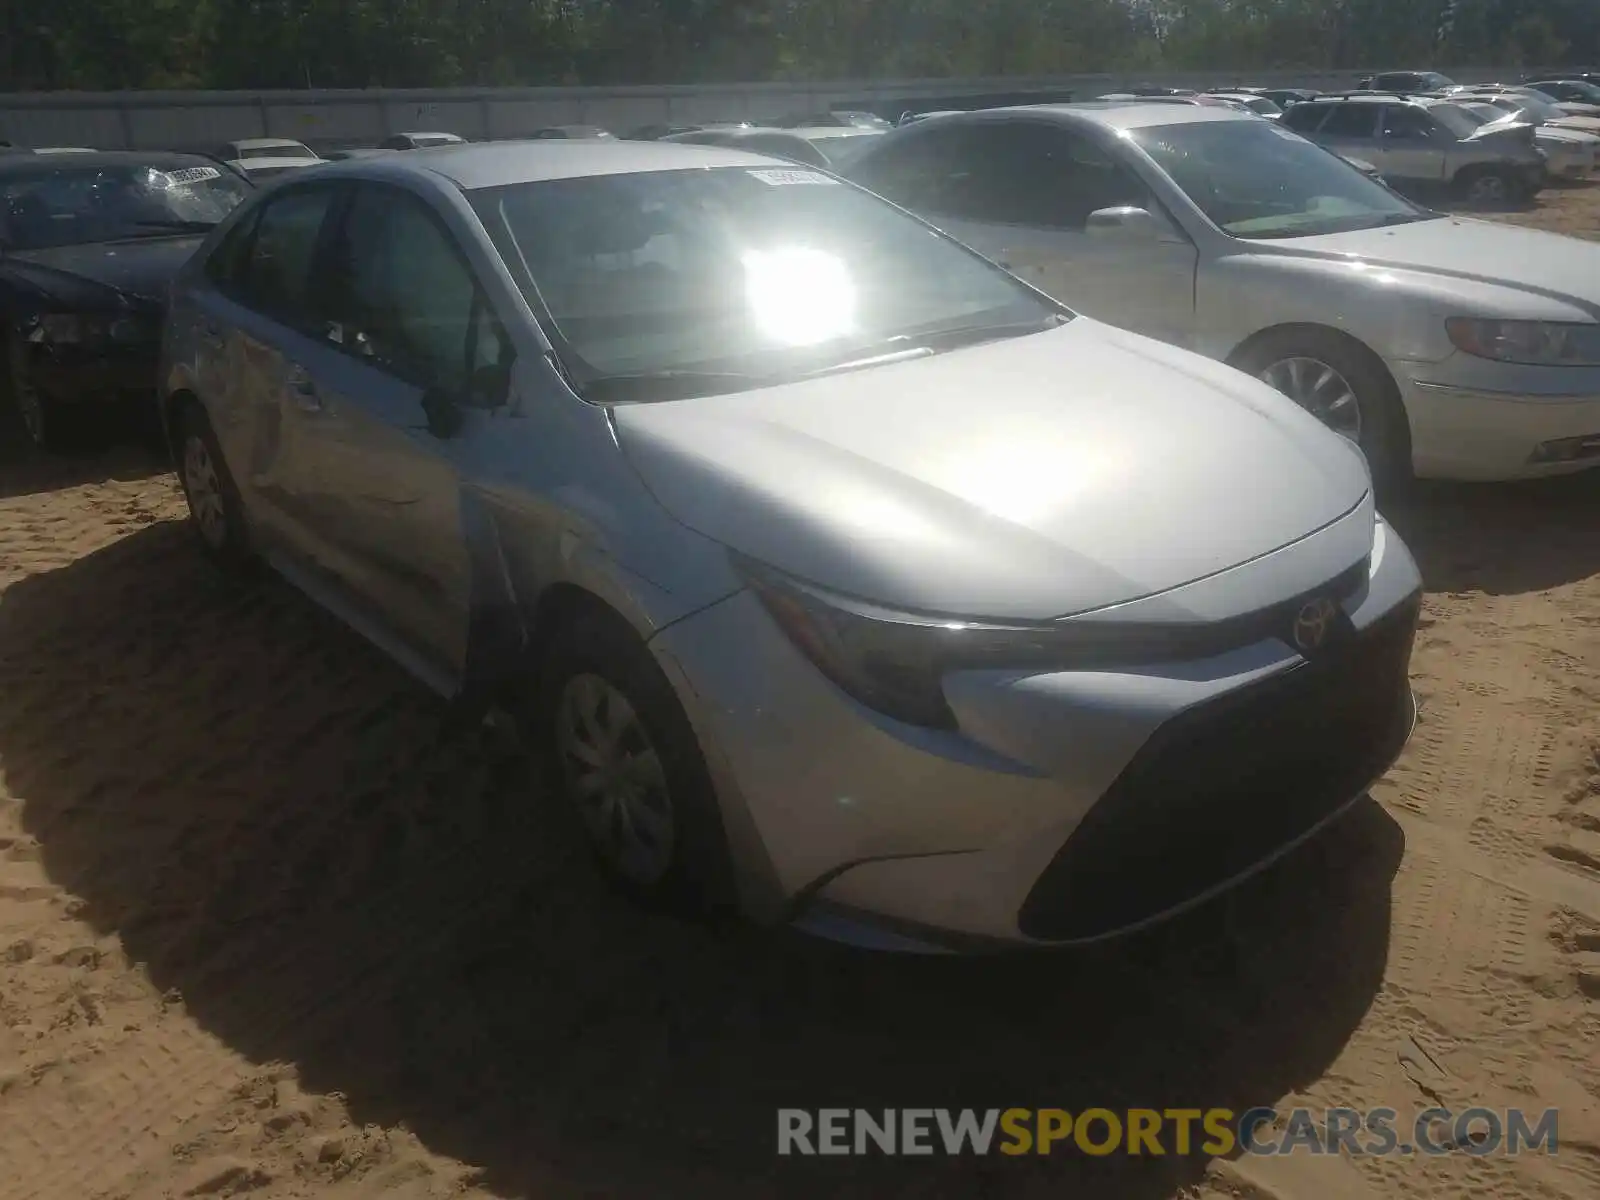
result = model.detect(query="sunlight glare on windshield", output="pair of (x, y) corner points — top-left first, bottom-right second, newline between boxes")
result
(742, 246), (858, 346)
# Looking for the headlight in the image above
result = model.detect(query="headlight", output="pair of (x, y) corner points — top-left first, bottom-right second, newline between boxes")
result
(1445, 317), (1600, 366)
(738, 558), (1288, 729)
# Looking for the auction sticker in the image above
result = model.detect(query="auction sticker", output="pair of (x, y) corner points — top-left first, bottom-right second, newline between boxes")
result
(160, 166), (224, 186)
(748, 168), (839, 186)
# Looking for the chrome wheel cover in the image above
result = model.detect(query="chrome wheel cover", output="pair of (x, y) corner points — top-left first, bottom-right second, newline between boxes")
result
(1259, 355), (1363, 444)
(182, 433), (229, 549)
(555, 672), (674, 885)
(1466, 173), (1508, 203)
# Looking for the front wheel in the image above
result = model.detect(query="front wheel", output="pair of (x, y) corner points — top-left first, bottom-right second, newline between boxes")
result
(1235, 331), (1411, 493)
(7, 333), (71, 453)
(531, 610), (736, 916)
(1455, 166), (1518, 207)
(175, 402), (253, 569)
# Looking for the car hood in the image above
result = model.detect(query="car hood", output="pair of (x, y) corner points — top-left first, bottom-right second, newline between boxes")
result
(612, 320), (1371, 620)
(1274, 218), (1600, 318)
(2, 235), (202, 308)
(1549, 114), (1600, 133)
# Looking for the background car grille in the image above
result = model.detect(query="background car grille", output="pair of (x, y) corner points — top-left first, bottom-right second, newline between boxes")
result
(1017, 593), (1420, 943)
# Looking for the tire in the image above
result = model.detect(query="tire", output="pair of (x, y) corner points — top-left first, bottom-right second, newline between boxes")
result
(1454, 165), (1516, 207)
(1233, 329), (1411, 494)
(174, 400), (253, 569)
(6, 331), (73, 453)
(530, 609), (736, 917)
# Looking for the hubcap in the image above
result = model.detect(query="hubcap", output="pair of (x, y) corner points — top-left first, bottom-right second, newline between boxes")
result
(182, 434), (229, 549)
(555, 673), (674, 885)
(13, 375), (45, 447)
(1259, 356), (1363, 444)
(1468, 175), (1507, 202)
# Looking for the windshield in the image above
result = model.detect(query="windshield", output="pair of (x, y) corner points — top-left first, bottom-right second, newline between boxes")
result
(239, 143), (312, 160)
(1544, 80), (1600, 103)
(1428, 103), (1486, 138)
(1131, 119), (1430, 240)
(1240, 96), (1283, 116)
(470, 165), (1065, 396)
(0, 162), (251, 251)
(1500, 96), (1565, 122)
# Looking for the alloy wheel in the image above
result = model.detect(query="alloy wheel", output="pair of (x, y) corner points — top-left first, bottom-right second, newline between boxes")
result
(182, 433), (229, 549)
(555, 672), (675, 885)
(1259, 356), (1363, 444)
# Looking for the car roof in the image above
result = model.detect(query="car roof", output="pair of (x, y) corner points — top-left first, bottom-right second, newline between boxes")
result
(392, 131), (462, 139)
(312, 139), (783, 190)
(0, 149), (235, 176)
(976, 102), (1252, 130)
(232, 137), (309, 149)
(235, 156), (323, 168)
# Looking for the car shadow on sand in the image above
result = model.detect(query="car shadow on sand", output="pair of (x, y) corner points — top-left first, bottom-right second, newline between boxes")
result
(1385, 469), (1600, 595)
(0, 522), (1404, 1199)
(0, 400), (172, 500)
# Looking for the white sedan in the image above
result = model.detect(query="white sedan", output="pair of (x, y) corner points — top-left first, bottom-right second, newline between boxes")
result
(843, 102), (1600, 484)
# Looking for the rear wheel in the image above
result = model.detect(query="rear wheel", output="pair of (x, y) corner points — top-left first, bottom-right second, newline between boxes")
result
(1235, 329), (1411, 493)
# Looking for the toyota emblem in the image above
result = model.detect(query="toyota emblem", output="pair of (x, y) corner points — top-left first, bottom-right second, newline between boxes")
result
(1292, 597), (1340, 653)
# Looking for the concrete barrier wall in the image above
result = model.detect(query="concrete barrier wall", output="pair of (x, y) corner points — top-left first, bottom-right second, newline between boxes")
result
(0, 68), (1523, 152)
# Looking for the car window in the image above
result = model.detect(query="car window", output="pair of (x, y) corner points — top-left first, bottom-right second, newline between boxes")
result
(204, 206), (262, 287)
(1318, 105), (1380, 138)
(842, 127), (974, 211)
(1381, 106), (1437, 139)
(948, 124), (1151, 229)
(325, 185), (512, 403)
(1280, 103), (1331, 133)
(233, 185), (338, 319)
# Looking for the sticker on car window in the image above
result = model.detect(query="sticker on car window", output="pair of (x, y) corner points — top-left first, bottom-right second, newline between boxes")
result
(157, 166), (223, 186)
(747, 168), (838, 186)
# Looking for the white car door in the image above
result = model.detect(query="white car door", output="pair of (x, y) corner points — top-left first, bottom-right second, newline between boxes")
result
(923, 121), (1198, 347)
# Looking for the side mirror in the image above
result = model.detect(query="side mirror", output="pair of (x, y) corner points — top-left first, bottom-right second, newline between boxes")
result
(1085, 206), (1165, 242)
(420, 386), (464, 438)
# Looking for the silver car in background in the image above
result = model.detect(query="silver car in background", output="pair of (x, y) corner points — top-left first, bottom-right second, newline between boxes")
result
(842, 103), (1600, 484)
(160, 142), (1421, 951)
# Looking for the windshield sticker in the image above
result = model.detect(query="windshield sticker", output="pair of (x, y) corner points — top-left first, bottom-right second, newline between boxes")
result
(747, 168), (839, 186)
(156, 166), (223, 187)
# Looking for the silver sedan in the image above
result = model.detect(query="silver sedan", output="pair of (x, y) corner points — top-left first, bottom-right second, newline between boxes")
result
(842, 103), (1600, 485)
(160, 142), (1421, 950)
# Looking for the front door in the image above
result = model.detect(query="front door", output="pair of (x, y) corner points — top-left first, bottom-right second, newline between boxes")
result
(1376, 105), (1449, 183)
(926, 122), (1198, 346)
(278, 182), (517, 676)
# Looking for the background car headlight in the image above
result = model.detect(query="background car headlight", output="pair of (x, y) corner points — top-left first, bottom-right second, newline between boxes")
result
(1445, 317), (1600, 365)
(737, 557), (1302, 729)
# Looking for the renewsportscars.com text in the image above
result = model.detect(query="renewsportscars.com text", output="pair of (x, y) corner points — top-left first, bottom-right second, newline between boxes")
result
(777, 1106), (1560, 1157)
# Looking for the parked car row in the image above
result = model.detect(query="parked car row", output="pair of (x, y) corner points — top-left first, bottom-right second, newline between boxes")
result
(7, 98), (1598, 951)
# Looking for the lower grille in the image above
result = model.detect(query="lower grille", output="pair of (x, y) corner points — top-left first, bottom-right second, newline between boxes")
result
(1017, 594), (1420, 943)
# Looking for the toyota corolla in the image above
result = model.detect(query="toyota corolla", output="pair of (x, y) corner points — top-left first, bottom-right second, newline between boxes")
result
(159, 142), (1421, 950)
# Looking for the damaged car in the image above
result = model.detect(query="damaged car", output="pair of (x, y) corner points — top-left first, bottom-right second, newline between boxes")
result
(2, 151), (252, 449)
(160, 142), (1421, 951)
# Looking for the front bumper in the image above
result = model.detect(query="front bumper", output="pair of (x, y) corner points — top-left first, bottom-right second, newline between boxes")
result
(21, 341), (160, 407)
(650, 517), (1423, 948)
(1397, 362), (1600, 480)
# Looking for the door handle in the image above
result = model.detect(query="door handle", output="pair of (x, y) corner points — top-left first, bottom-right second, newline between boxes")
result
(285, 365), (324, 412)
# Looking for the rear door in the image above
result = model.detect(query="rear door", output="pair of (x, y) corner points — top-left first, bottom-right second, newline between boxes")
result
(1377, 104), (1449, 182)
(186, 181), (346, 563)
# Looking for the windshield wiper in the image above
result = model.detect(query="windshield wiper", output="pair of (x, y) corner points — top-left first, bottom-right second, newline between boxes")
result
(580, 369), (774, 403)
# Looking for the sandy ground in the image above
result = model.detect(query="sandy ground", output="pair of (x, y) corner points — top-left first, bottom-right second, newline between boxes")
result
(1, 189), (1598, 1200)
